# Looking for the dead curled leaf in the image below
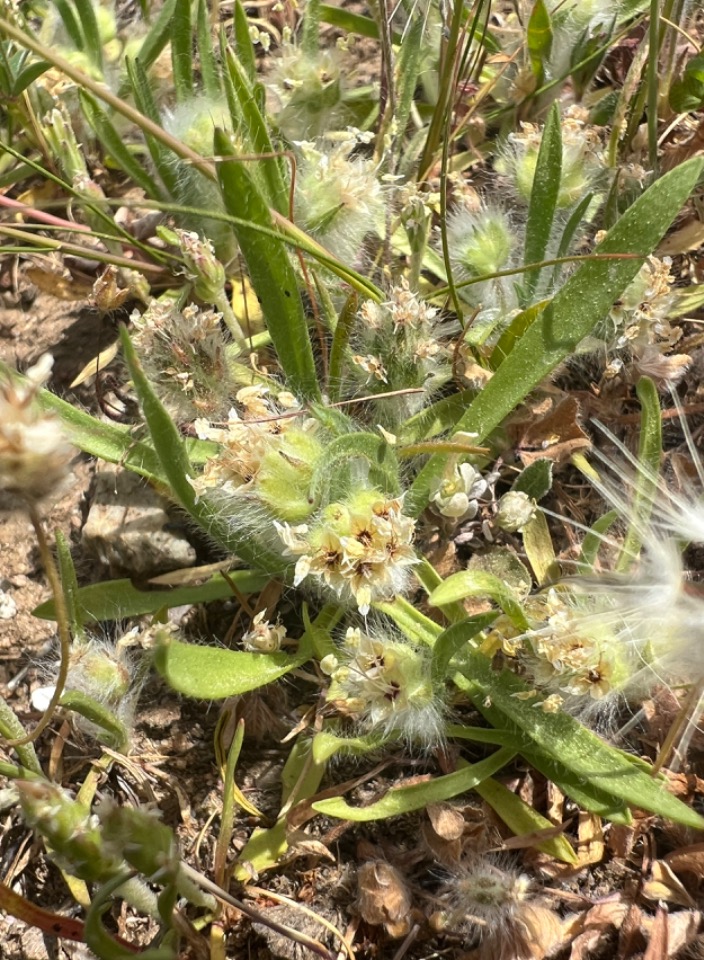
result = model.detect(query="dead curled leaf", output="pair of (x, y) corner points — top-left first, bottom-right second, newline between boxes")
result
(664, 842), (704, 878)
(576, 812), (605, 868)
(356, 860), (412, 938)
(642, 861), (696, 908)
(642, 909), (701, 956)
(508, 395), (591, 466)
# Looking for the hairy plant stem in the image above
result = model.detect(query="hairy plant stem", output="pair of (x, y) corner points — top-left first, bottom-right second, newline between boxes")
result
(5, 507), (71, 747)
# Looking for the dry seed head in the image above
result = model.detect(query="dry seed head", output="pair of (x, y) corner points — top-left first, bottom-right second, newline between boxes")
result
(436, 857), (558, 960)
(130, 298), (236, 419)
(0, 355), (75, 503)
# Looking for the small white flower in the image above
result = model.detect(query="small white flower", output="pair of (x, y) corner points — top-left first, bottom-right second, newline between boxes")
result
(430, 462), (487, 520)
(242, 611), (286, 653)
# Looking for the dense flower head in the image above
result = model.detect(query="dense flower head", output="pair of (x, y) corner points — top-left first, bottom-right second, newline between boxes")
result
(191, 384), (321, 520)
(436, 857), (557, 960)
(130, 299), (236, 419)
(497, 106), (604, 209)
(322, 625), (444, 744)
(580, 250), (689, 385)
(0, 355), (75, 503)
(430, 461), (488, 521)
(294, 136), (385, 263)
(352, 280), (450, 423)
(276, 489), (418, 613)
(269, 44), (343, 139)
(446, 203), (516, 281)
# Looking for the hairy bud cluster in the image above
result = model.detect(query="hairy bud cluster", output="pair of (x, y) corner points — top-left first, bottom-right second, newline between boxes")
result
(294, 136), (385, 263)
(130, 298), (238, 419)
(269, 44), (343, 139)
(498, 107), (604, 210)
(322, 625), (444, 744)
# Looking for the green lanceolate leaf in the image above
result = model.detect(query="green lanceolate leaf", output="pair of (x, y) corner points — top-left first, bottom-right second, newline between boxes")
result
(171, 0), (194, 101)
(311, 729), (385, 764)
(523, 102), (562, 301)
(0, 696), (42, 774)
(154, 636), (311, 699)
(512, 459), (553, 500)
(527, 0), (553, 82)
(55, 529), (85, 641)
(125, 58), (181, 197)
(429, 571), (529, 631)
(616, 376), (662, 572)
(119, 326), (196, 510)
(34, 384), (166, 485)
(450, 639), (704, 829)
(59, 691), (129, 751)
(133, 0), (178, 71)
(312, 747), (516, 821)
(72, 0), (103, 71)
(407, 156), (704, 516)
(221, 46), (288, 212)
(230, 0), (256, 83)
(431, 613), (498, 683)
(474, 775), (578, 864)
(327, 291), (357, 403)
(196, 0), (221, 98)
(215, 129), (319, 400)
(34, 571), (269, 623)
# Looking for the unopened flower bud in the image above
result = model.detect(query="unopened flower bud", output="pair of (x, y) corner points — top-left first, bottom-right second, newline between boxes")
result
(17, 781), (120, 882)
(176, 230), (227, 304)
(447, 205), (515, 278)
(495, 491), (536, 533)
(0, 356), (74, 503)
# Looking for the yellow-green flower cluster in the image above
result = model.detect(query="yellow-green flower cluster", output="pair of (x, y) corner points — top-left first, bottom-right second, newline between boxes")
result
(276, 490), (417, 613)
(192, 384), (322, 522)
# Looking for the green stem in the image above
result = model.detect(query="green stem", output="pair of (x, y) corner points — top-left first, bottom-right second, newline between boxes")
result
(647, 0), (660, 174)
(6, 508), (71, 748)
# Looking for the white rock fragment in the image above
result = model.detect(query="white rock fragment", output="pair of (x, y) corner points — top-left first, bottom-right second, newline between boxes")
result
(0, 590), (17, 620)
